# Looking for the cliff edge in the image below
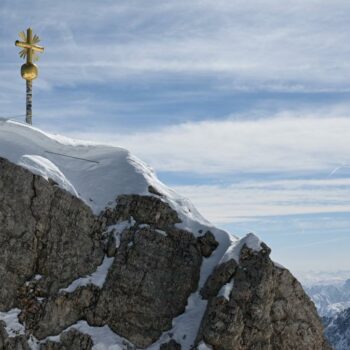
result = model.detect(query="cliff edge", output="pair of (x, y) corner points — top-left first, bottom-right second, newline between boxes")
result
(0, 121), (330, 350)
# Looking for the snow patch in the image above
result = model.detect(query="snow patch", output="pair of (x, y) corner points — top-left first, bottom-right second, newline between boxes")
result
(0, 309), (25, 337)
(147, 226), (235, 349)
(60, 256), (114, 293)
(220, 233), (262, 265)
(138, 224), (150, 229)
(147, 292), (208, 350)
(273, 260), (285, 269)
(0, 309), (41, 349)
(43, 320), (133, 350)
(197, 341), (213, 350)
(218, 278), (234, 301)
(34, 274), (43, 281)
(155, 229), (167, 236)
(18, 155), (78, 197)
(108, 219), (136, 248)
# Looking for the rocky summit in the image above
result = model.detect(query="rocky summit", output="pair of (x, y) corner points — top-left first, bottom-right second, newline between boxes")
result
(0, 121), (330, 349)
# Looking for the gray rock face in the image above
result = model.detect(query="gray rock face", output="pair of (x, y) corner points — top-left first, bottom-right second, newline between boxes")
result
(90, 226), (202, 347)
(104, 194), (181, 229)
(23, 226), (202, 347)
(23, 285), (99, 339)
(197, 244), (331, 350)
(0, 158), (204, 348)
(0, 157), (104, 311)
(0, 156), (330, 350)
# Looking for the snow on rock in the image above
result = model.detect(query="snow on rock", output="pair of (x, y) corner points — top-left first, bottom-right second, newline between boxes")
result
(273, 261), (285, 269)
(0, 309), (25, 337)
(107, 219), (136, 249)
(0, 121), (236, 252)
(44, 321), (133, 350)
(0, 120), (216, 232)
(197, 341), (213, 350)
(146, 227), (236, 349)
(147, 292), (208, 349)
(155, 229), (167, 236)
(218, 278), (234, 301)
(18, 154), (78, 197)
(0, 121), (155, 214)
(0, 120), (269, 350)
(220, 232), (263, 265)
(60, 256), (114, 293)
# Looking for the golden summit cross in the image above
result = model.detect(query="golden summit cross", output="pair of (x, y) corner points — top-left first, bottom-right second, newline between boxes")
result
(15, 28), (44, 125)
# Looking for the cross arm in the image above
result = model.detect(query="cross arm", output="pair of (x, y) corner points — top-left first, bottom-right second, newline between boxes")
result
(15, 40), (44, 53)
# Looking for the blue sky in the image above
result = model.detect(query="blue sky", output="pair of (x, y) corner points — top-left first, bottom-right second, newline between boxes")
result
(1, 0), (350, 276)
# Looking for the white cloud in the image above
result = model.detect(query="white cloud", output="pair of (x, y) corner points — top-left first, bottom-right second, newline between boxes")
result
(64, 113), (350, 223)
(172, 178), (350, 223)
(68, 114), (350, 175)
(3, 0), (350, 90)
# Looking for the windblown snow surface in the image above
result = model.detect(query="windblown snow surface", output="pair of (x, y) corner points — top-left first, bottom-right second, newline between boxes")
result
(0, 120), (264, 350)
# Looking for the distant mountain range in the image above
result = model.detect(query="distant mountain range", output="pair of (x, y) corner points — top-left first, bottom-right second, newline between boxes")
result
(305, 279), (350, 318)
(323, 308), (350, 350)
(305, 278), (350, 350)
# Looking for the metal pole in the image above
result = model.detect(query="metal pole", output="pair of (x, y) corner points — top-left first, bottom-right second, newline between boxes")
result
(15, 28), (44, 125)
(26, 80), (32, 125)
(26, 28), (33, 125)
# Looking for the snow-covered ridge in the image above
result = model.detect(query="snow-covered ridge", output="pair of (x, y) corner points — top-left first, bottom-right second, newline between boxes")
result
(0, 120), (146, 214)
(0, 121), (206, 226)
(0, 120), (271, 350)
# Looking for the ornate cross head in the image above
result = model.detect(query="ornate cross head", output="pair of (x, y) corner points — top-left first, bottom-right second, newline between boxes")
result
(15, 28), (44, 63)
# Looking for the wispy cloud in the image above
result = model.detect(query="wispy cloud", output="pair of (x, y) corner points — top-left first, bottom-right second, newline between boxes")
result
(68, 113), (350, 175)
(2, 0), (350, 91)
(172, 178), (350, 223)
(65, 112), (350, 223)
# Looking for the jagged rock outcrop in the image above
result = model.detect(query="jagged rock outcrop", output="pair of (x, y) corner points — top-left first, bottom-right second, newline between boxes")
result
(196, 244), (331, 350)
(0, 156), (330, 350)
